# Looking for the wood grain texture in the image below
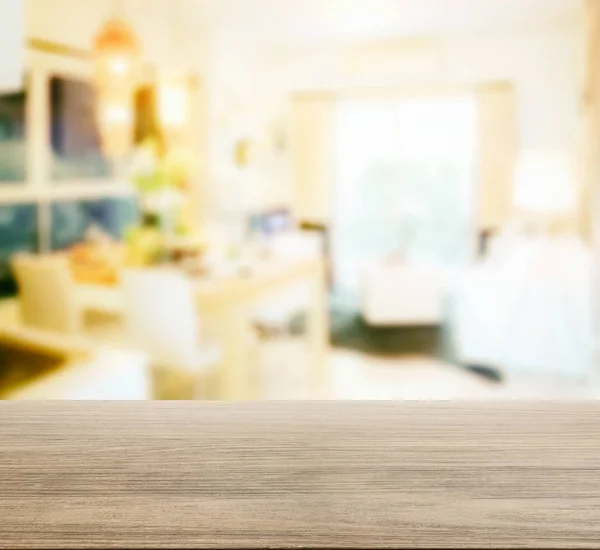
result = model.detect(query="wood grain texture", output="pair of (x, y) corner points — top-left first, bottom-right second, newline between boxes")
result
(1, 402), (600, 549)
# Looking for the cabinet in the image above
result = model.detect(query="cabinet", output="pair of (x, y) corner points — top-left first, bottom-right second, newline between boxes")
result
(0, 0), (24, 92)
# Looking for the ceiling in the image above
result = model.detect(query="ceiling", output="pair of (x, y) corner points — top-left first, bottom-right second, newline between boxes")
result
(25, 0), (582, 63)
(186, 0), (581, 47)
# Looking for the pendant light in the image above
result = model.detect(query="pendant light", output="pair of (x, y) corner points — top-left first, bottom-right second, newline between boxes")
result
(93, 0), (141, 96)
(93, 0), (142, 158)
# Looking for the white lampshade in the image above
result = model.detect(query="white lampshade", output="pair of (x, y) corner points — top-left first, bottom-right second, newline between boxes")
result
(158, 77), (189, 128)
(158, 71), (192, 144)
(513, 150), (577, 215)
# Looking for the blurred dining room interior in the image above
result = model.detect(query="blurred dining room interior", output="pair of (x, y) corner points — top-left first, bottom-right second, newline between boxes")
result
(1, 0), (600, 401)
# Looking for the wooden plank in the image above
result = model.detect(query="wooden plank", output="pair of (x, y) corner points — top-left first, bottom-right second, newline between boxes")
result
(0, 402), (599, 548)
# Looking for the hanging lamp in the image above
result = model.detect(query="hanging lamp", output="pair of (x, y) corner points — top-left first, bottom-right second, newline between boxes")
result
(92, 0), (142, 158)
(93, 0), (141, 96)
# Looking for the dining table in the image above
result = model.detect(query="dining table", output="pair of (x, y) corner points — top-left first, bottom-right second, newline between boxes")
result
(73, 255), (330, 400)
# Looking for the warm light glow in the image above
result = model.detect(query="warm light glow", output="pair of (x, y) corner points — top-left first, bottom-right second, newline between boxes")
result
(97, 98), (134, 158)
(93, 17), (141, 94)
(513, 150), (577, 215)
(93, 16), (142, 159)
(108, 56), (129, 75)
(158, 78), (189, 128)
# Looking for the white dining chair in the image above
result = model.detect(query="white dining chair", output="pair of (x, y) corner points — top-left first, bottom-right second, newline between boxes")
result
(11, 253), (81, 334)
(11, 252), (124, 344)
(120, 268), (221, 399)
(252, 231), (321, 336)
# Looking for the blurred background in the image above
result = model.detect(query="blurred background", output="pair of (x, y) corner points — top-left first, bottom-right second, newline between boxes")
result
(0, 0), (598, 400)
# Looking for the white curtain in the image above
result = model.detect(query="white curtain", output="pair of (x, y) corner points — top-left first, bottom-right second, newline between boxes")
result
(290, 85), (518, 230)
(332, 94), (479, 293)
(289, 86), (519, 299)
(290, 95), (337, 222)
(475, 84), (518, 231)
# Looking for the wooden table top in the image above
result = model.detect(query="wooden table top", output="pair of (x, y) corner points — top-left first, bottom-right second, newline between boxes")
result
(77, 257), (323, 314)
(1, 402), (599, 549)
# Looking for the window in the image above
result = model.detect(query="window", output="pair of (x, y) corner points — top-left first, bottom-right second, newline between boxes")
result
(0, 83), (27, 183)
(50, 197), (139, 251)
(49, 75), (111, 181)
(334, 95), (478, 293)
(0, 55), (143, 297)
(0, 203), (38, 297)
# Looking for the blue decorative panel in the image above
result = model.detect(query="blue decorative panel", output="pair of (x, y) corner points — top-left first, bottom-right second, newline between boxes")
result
(50, 197), (139, 251)
(0, 85), (27, 183)
(49, 76), (111, 181)
(0, 203), (38, 297)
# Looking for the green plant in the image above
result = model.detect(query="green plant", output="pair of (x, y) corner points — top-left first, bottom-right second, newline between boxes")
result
(129, 138), (193, 195)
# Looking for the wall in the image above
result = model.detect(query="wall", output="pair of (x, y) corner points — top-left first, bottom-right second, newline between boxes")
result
(274, 22), (581, 150)
(26, 0), (197, 67)
(206, 20), (583, 224)
(0, 0), (24, 92)
(442, 26), (581, 152)
(25, 1), (583, 229)
(204, 39), (291, 223)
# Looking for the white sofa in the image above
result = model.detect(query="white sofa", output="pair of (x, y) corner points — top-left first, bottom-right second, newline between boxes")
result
(449, 234), (594, 379)
(360, 259), (449, 326)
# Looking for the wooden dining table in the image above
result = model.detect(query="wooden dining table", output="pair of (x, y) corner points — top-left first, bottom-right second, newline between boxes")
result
(75, 257), (330, 400)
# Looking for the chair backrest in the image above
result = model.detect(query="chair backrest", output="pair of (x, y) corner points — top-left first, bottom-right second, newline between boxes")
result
(121, 268), (200, 369)
(11, 253), (80, 334)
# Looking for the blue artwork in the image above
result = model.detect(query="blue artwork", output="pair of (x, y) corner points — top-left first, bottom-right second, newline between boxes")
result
(0, 203), (38, 297)
(0, 86), (27, 183)
(50, 197), (139, 251)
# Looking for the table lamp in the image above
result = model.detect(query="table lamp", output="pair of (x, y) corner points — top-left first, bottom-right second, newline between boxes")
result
(513, 150), (578, 232)
(481, 149), (593, 381)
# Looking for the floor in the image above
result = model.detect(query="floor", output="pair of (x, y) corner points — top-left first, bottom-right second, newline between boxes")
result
(1, 297), (598, 401)
(257, 339), (599, 401)
(329, 350), (497, 400)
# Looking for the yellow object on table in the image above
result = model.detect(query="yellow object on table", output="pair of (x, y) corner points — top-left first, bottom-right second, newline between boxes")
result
(66, 242), (125, 286)
(124, 225), (164, 267)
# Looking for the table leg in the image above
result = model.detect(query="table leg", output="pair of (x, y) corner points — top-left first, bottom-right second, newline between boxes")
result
(307, 262), (330, 396)
(215, 304), (255, 401)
